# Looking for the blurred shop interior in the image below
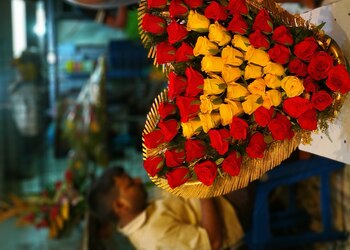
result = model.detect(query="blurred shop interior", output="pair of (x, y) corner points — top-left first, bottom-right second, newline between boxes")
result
(0, 0), (349, 250)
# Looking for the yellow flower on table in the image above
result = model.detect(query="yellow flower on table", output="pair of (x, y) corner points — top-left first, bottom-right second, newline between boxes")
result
(264, 74), (282, 89)
(245, 46), (270, 67)
(221, 46), (244, 66)
(248, 78), (266, 96)
(219, 99), (243, 126)
(203, 74), (226, 95)
(244, 64), (263, 80)
(231, 34), (250, 52)
(281, 76), (304, 97)
(208, 22), (231, 46)
(222, 65), (242, 84)
(202, 55), (224, 73)
(264, 62), (285, 76)
(182, 118), (202, 138)
(226, 83), (249, 100)
(200, 95), (222, 114)
(242, 94), (262, 115)
(187, 10), (210, 33)
(199, 112), (221, 133)
(193, 36), (219, 56)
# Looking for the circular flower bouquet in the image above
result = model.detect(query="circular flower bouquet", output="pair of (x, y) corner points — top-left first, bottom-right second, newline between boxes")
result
(139, 0), (350, 198)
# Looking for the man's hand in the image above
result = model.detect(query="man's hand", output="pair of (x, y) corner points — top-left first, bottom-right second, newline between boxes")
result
(200, 199), (223, 250)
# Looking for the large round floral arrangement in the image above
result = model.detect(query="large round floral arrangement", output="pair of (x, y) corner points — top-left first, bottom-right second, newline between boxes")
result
(139, 0), (350, 197)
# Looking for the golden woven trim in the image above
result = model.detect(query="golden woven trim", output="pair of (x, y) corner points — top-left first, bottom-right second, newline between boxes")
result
(142, 89), (305, 198)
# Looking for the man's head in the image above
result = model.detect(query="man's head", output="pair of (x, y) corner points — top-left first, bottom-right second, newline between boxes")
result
(88, 166), (148, 225)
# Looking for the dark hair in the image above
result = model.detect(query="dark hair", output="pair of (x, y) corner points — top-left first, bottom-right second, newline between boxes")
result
(314, 0), (323, 7)
(88, 166), (125, 223)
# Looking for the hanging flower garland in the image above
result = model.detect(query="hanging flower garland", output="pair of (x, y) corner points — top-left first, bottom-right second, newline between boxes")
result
(139, 0), (350, 197)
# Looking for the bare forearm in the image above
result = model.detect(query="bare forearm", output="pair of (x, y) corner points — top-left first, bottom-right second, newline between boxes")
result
(200, 199), (223, 250)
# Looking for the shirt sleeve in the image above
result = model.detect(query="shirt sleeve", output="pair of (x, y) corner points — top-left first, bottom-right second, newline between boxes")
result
(155, 223), (212, 250)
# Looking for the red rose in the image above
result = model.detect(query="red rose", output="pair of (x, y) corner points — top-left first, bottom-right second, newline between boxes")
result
(148, 0), (167, 9)
(230, 117), (249, 140)
(65, 169), (73, 183)
(246, 132), (267, 159)
(159, 102), (176, 119)
(176, 96), (200, 122)
(222, 151), (241, 177)
(55, 181), (62, 190)
(185, 139), (206, 162)
(175, 42), (194, 62)
(144, 156), (164, 177)
(204, 1), (228, 21)
(156, 41), (176, 65)
(303, 76), (319, 93)
(168, 71), (187, 100)
(253, 9), (273, 34)
(311, 90), (333, 111)
(208, 128), (230, 155)
(294, 37), (319, 62)
(283, 97), (310, 118)
(268, 113), (294, 140)
(141, 13), (166, 35)
(144, 129), (165, 148)
(158, 119), (179, 142)
(36, 219), (49, 229)
(288, 58), (307, 77)
(272, 25), (293, 46)
(183, 0), (203, 8)
(166, 167), (189, 188)
(194, 161), (217, 186)
(227, 14), (248, 35)
(169, 0), (188, 18)
(167, 21), (188, 45)
(268, 44), (290, 64)
(308, 51), (333, 80)
(254, 106), (274, 127)
(249, 30), (270, 50)
(50, 206), (59, 220)
(227, 0), (248, 15)
(326, 64), (350, 94)
(185, 66), (204, 97)
(297, 108), (317, 131)
(165, 148), (185, 167)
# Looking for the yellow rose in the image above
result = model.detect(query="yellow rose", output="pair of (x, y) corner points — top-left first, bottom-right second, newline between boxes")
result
(222, 65), (242, 84)
(264, 74), (282, 89)
(267, 89), (282, 107)
(262, 93), (273, 109)
(200, 95), (222, 113)
(193, 36), (219, 56)
(208, 22), (231, 46)
(244, 64), (263, 80)
(202, 55), (224, 73)
(199, 112), (221, 133)
(61, 200), (70, 220)
(226, 83), (249, 100)
(242, 94), (262, 115)
(203, 75), (226, 95)
(281, 76), (304, 97)
(181, 119), (202, 139)
(248, 78), (266, 95)
(245, 46), (270, 67)
(219, 99), (243, 126)
(187, 10), (210, 33)
(264, 62), (285, 76)
(231, 34), (250, 52)
(221, 46), (244, 66)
